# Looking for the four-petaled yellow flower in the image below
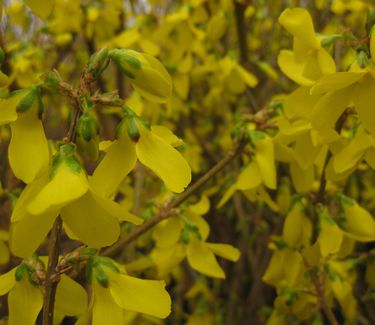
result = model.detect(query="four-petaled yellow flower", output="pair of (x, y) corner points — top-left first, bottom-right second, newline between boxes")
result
(10, 143), (143, 258)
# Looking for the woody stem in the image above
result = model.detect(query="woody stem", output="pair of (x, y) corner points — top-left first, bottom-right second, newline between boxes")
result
(42, 99), (82, 325)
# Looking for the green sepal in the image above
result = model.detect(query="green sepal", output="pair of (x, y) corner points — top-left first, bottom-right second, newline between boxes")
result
(15, 262), (28, 282)
(51, 144), (82, 177)
(249, 130), (266, 144)
(122, 52), (141, 70)
(94, 264), (109, 288)
(320, 34), (342, 47)
(85, 256), (94, 283)
(16, 87), (37, 113)
(110, 49), (142, 79)
(79, 247), (97, 257)
(96, 256), (120, 274)
(126, 117), (140, 142)
(336, 192), (355, 206)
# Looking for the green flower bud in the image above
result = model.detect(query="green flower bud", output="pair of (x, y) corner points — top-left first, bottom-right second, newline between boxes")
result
(126, 116), (141, 142)
(110, 49), (172, 103)
(41, 70), (63, 92)
(86, 47), (110, 80)
(16, 87), (37, 113)
(76, 113), (100, 160)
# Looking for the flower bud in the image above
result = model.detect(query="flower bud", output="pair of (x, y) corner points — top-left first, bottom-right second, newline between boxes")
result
(126, 116), (141, 142)
(41, 70), (63, 92)
(76, 113), (100, 160)
(85, 47), (110, 80)
(110, 49), (172, 103)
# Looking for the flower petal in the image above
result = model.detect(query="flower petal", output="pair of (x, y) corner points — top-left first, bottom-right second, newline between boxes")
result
(187, 240), (225, 279)
(91, 138), (137, 198)
(8, 277), (43, 325)
(10, 209), (57, 258)
(90, 189), (143, 225)
(136, 126), (191, 193)
(24, 0), (54, 19)
(206, 243), (240, 262)
(92, 282), (123, 325)
(0, 95), (21, 125)
(28, 160), (89, 215)
(61, 192), (120, 248)
(254, 137), (277, 189)
(278, 50), (315, 86)
(153, 217), (183, 247)
(11, 174), (49, 222)
(278, 8), (320, 49)
(109, 273), (171, 318)
(55, 275), (87, 317)
(353, 77), (375, 137)
(341, 199), (375, 241)
(236, 160), (262, 190)
(0, 268), (16, 295)
(310, 86), (353, 131)
(8, 102), (50, 183)
(310, 72), (365, 95)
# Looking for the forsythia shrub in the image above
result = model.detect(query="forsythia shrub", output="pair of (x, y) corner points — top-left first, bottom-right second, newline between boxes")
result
(0, 1), (374, 325)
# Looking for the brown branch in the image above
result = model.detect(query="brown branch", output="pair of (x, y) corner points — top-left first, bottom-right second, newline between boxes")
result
(102, 142), (245, 256)
(42, 79), (84, 325)
(303, 258), (339, 325)
(42, 217), (63, 325)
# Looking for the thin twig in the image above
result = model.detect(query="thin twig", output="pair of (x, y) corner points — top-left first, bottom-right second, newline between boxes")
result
(42, 82), (83, 325)
(42, 217), (63, 325)
(102, 142), (244, 256)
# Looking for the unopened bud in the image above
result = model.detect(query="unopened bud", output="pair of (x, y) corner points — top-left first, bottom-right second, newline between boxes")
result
(85, 47), (110, 80)
(42, 70), (63, 92)
(110, 48), (172, 103)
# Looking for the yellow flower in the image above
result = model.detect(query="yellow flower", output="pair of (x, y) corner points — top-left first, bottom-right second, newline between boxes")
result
(282, 201), (312, 248)
(91, 112), (191, 197)
(317, 209), (344, 257)
(151, 197), (240, 278)
(218, 131), (277, 206)
(86, 257), (171, 324)
(10, 143), (142, 258)
(0, 88), (50, 183)
(0, 264), (87, 325)
(339, 194), (375, 241)
(310, 30), (375, 137)
(278, 8), (335, 85)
